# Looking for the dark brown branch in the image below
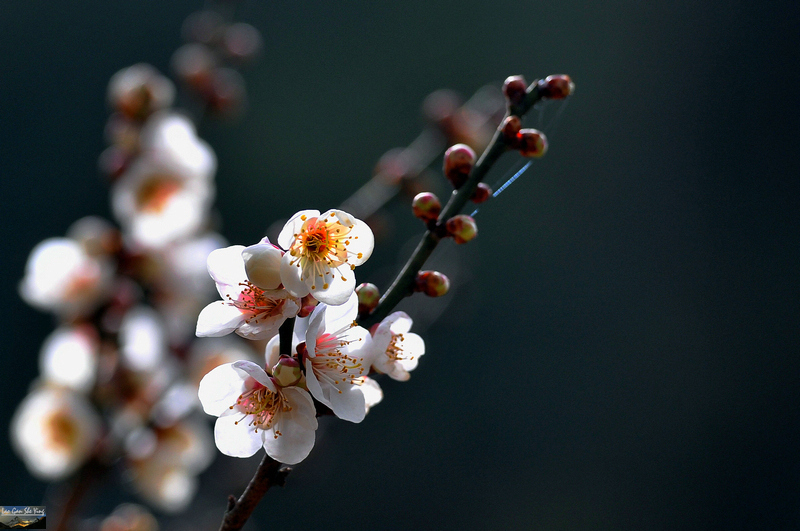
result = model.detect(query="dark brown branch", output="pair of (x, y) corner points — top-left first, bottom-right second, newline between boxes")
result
(218, 455), (292, 531)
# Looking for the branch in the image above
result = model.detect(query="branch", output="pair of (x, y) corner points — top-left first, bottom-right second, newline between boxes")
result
(362, 82), (544, 327)
(217, 317), (295, 531)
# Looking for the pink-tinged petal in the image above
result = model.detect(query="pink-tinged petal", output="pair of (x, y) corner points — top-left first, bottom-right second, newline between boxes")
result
(386, 365), (411, 382)
(196, 301), (246, 338)
(329, 384), (366, 423)
(277, 209), (320, 250)
(280, 252), (310, 299)
(207, 245), (247, 298)
(197, 363), (247, 416)
(345, 219), (374, 266)
(311, 264), (354, 306)
(214, 412), (263, 458)
(322, 291), (358, 331)
(263, 387), (316, 464)
(231, 360), (273, 390)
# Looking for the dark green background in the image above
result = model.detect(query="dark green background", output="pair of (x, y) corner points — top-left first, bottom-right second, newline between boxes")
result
(2, 1), (799, 529)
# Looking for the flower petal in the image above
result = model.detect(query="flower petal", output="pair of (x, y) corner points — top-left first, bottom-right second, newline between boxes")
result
(277, 209), (320, 250)
(196, 301), (246, 338)
(263, 387), (317, 464)
(231, 360), (273, 390)
(214, 412), (262, 458)
(329, 384), (366, 423)
(311, 264), (354, 306)
(207, 245), (247, 299)
(280, 252), (310, 299)
(197, 363), (246, 416)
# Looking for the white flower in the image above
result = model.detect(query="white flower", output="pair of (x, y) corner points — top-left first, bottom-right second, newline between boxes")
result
(119, 306), (167, 373)
(111, 112), (216, 250)
(278, 209), (374, 306)
(19, 237), (114, 318)
(198, 360), (317, 464)
(39, 325), (99, 393)
(10, 388), (101, 480)
(107, 63), (175, 120)
(196, 244), (299, 340)
(303, 292), (370, 423)
(368, 311), (425, 381)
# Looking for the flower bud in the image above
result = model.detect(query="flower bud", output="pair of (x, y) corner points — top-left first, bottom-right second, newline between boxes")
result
(501, 115), (522, 145)
(222, 23), (263, 62)
(471, 183), (492, 204)
(537, 74), (574, 100)
(272, 355), (302, 387)
(443, 144), (476, 189)
(412, 192), (442, 223)
(503, 75), (528, 106)
(356, 283), (380, 315)
(518, 129), (548, 158)
(445, 215), (478, 244)
(415, 271), (450, 297)
(242, 243), (283, 290)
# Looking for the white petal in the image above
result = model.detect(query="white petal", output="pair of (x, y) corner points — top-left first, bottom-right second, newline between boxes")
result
(280, 252), (310, 299)
(362, 377), (383, 412)
(263, 387), (317, 464)
(242, 243), (283, 290)
(197, 363), (246, 416)
(277, 209), (320, 250)
(311, 264), (354, 306)
(196, 301), (245, 338)
(305, 305), (327, 358)
(304, 357), (329, 407)
(329, 384), (366, 423)
(345, 218), (374, 266)
(385, 311), (413, 335)
(265, 334), (281, 371)
(207, 245), (247, 299)
(231, 360), (273, 390)
(322, 291), (358, 331)
(214, 412), (263, 458)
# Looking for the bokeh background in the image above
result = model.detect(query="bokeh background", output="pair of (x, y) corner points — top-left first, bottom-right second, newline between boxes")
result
(2, 0), (799, 529)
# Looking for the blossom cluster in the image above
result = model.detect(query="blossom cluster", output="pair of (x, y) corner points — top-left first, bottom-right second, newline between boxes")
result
(196, 209), (425, 464)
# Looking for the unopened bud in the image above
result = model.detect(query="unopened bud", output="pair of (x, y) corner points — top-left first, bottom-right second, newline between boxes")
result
(356, 283), (380, 315)
(445, 215), (478, 244)
(518, 129), (548, 158)
(471, 183), (492, 204)
(297, 295), (318, 318)
(272, 355), (302, 387)
(107, 64), (175, 121)
(242, 243), (283, 290)
(503, 75), (528, 106)
(537, 74), (574, 100)
(443, 144), (476, 189)
(412, 192), (442, 223)
(222, 23), (263, 62)
(501, 115), (522, 145)
(415, 271), (450, 297)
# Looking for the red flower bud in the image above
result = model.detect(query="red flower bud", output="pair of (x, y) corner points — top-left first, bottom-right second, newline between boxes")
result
(356, 283), (380, 315)
(537, 74), (574, 100)
(412, 192), (442, 223)
(443, 144), (476, 189)
(518, 129), (548, 158)
(501, 115), (522, 145)
(445, 215), (478, 244)
(471, 183), (492, 204)
(503, 75), (528, 106)
(415, 271), (450, 297)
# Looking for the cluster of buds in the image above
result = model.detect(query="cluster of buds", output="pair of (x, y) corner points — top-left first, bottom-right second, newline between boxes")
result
(171, 9), (263, 116)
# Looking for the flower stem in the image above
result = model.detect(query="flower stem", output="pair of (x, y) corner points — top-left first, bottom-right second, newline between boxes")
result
(217, 317), (295, 531)
(362, 82), (544, 327)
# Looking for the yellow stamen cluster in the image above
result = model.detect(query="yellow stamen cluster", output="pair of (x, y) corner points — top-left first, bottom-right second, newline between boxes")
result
(230, 384), (291, 438)
(387, 333), (413, 361)
(288, 215), (360, 289)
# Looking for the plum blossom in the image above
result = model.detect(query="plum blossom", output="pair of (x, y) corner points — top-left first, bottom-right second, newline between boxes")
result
(196, 243), (300, 340)
(111, 112), (216, 250)
(302, 292), (371, 423)
(368, 311), (425, 381)
(198, 360), (317, 464)
(278, 209), (374, 306)
(39, 324), (99, 393)
(11, 387), (101, 480)
(19, 237), (114, 318)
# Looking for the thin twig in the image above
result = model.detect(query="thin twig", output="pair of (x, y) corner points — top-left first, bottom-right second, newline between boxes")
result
(362, 82), (544, 327)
